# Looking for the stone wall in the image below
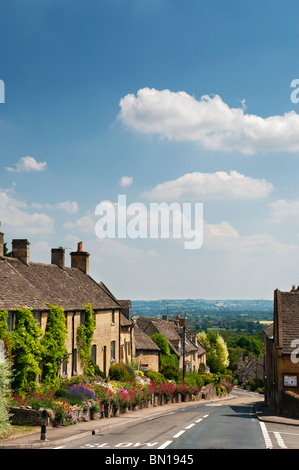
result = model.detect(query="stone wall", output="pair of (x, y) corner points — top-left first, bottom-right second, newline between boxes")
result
(9, 407), (56, 427)
(280, 390), (299, 419)
(9, 385), (222, 427)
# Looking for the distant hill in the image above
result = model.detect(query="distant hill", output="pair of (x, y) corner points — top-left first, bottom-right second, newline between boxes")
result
(131, 298), (273, 321)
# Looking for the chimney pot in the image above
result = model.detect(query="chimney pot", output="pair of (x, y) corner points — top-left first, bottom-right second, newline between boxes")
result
(12, 239), (30, 265)
(0, 231), (4, 257)
(70, 242), (89, 274)
(51, 247), (65, 269)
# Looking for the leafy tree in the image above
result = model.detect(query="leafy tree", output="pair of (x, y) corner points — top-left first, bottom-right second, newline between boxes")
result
(40, 304), (68, 386)
(150, 333), (180, 380)
(3, 243), (12, 257)
(0, 349), (11, 436)
(77, 303), (96, 377)
(10, 308), (43, 391)
(197, 330), (229, 373)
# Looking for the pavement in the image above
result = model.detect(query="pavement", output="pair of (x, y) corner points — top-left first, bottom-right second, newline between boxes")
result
(1, 394), (298, 449)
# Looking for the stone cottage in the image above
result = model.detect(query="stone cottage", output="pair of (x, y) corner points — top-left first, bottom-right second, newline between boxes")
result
(264, 287), (299, 417)
(133, 313), (206, 373)
(0, 231), (131, 379)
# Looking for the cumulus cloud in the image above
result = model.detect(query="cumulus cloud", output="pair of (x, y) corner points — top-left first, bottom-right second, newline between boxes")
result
(268, 199), (299, 224)
(5, 156), (47, 173)
(143, 170), (273, 201)
(120, 176), (133, 187)
(118, 88), (299, 154)
(204, 220), (299, 256)
(0, 188), (53, 234)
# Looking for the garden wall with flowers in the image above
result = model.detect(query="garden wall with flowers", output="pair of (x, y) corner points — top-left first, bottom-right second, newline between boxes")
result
(8, 369), (233, 427)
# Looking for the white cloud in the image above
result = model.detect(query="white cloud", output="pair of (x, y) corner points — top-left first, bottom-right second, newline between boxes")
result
(32, 200), (78, 214)
(64, 211), (96, 234)
(203, 219), (299, 256)
(118, 88), (299, 154)
(0, 188), (53, 234)
(268, 199), (299, 224)
(143, 170), (273, 201)
(120, 176), (133, 187)
(5, 156), (47, 173)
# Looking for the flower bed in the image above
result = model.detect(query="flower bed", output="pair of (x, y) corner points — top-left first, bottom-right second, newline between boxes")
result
(9, 374), (232, 426)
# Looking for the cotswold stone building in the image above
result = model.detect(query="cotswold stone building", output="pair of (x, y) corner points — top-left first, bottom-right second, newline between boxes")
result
(0, 231), (131, 378)
(264, 287), (299, 417)
(133, 313), (206, 373)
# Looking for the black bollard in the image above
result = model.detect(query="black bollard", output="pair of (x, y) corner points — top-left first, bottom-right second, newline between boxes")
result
(40, 409), (48, 441)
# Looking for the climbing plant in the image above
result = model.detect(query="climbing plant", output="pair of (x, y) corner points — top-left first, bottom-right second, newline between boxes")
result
(40, 303), (68, 386)
(77, 303), (95, 377)
(10, 307), (43, 392)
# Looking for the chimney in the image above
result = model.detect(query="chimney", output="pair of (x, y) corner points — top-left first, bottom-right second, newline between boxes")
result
(12, 239), (30, 265)
(162, 314), (168, 321)
(70, 241), (89, 274)
(51, 247), (65, 269)
(0, 229), (3, 257)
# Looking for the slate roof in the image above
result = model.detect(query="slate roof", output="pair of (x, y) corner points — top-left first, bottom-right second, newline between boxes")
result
(279, 291), (299, 354)
(0, 256), (121, 311)
(134, 315), (205, 357)
(133, 323), (160, 351)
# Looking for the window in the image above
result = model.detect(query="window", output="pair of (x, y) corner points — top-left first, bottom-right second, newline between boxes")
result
(112, 310), (115, 324)
(33, 311), (41, 326)
(62, 359), (68, 376)
(111, 341), (115, 361)
(91, 345), (96, 364)
(7, 312), (13, 333)
(72, 349), (77, 374)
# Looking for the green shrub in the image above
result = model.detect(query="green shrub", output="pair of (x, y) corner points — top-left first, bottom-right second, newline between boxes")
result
(145, 370), (167, 383)
(109, 363), (135, 382)
(0, 354), (11, 436)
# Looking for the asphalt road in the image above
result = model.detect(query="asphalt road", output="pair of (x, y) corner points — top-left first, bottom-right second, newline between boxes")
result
(53, 389), (275, 450)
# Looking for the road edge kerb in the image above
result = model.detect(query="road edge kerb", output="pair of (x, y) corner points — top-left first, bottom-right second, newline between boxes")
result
(0, 394), (236, 449)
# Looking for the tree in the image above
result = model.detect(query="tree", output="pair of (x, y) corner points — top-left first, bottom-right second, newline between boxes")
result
(0, 346), (11, 436)
(10, 308), (43, 391)
(77, 303), (96, 377)
(150, 333), (180, 380)
(197, 331), (229, 373)
(40, 304), (68, 386)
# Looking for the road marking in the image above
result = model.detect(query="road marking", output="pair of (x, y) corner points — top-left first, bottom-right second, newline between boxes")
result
(173, 430), (186, 438)
(274, 432), (287, 449)
(158, 440), (172, 449)
(195, 418), (203, 423)
(185, 423), (196, 429)
(259, 421), (273, 449)
(205, 404), (222, 406)
(53, 446), (65, 449)
(203, 414), (209, 418)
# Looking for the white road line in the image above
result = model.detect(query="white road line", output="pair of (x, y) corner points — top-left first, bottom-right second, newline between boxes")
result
(259, 421), (273, 449)
(185, 423), (196, 429)
(203, 414), (209, 418)
(195, 418), (203, 423)
(274, 432), (287, 449)
(158, 440), (173, 449)
(53, 446), (65, 449)
(173, 430), (186, 438)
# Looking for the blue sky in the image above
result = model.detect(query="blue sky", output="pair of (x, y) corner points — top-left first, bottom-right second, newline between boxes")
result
(1, 0), (299, 300)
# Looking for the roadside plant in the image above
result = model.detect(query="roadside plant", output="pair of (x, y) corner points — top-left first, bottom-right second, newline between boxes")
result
(10, 307), (43, 392)
(40, 304), (68, 386)
(77, 303), (96, 377)
(0, 353), (11, 436)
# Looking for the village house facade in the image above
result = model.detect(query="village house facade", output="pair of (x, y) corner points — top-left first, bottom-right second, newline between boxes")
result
(133, 313), (206, 373)
(0, 231), (132, 379)
(264, 287), (299, 417)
